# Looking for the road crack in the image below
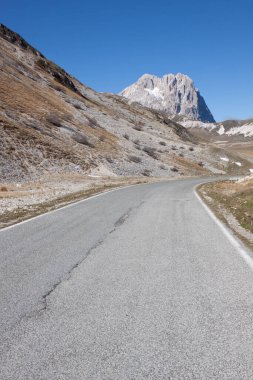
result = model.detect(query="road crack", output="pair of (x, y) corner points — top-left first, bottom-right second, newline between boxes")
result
(19, 201), (145, 320)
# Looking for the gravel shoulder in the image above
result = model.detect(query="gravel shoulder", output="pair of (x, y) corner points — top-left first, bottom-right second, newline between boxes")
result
(197, 176), (253, 251)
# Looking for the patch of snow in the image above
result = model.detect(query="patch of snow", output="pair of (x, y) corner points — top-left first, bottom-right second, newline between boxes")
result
(250, 169), (253, 173)
(180, 119), (216, 130)
(237, 174), (253, 183)
(226, 123), (253, 137)
(234, 162), (242, 167)
(180, 119), (253, 139)
(145, 87), (164, 100)
(217, 125), (225, 135)
(220, 157), (229, 162)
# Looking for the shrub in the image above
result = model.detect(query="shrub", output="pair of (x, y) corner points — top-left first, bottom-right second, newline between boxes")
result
(47, 113), (62, 127)
(171, 166), (179, 172)
(198, 161), (204, 167)
(142, 169), (151, 177)
(73, 103), (83, 110)
(179, 153), (184, 157)
(189, 147), (194, 151)
(171, 145), (177, 150)
(72, 133), (95, 148)
(128, 155), (142, 163)
(133, 139), (140, 145)
(0, 186), (8, 192)
(133, 125), (142, 131)
(86, 115), (100, 128)
(51, 84), (66, 93)
(36, 58), (47, 69)
(63, 113), (73, 122)
(123, 133), (129, 140)
(159, 141), (166, 146)
(143, 146), (158, 159)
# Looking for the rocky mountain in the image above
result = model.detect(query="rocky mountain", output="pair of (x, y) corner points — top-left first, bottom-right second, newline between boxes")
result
(120, 73), (215, 123)
(0, 24), (248, 183)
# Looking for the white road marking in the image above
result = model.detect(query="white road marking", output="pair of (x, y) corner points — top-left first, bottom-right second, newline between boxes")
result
(0, 184), (141, 232)
(195, 187), (253, 271)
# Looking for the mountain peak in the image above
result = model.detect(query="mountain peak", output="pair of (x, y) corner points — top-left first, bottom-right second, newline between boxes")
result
(120, 73), (215, 123)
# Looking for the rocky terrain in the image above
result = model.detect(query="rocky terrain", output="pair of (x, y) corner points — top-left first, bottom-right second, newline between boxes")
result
(120, 73), (215, 123)
(0, 24), (251, 224)
(0, 24), (222, 183)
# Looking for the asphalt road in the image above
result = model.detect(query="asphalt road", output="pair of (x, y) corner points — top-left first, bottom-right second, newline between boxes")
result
(1, 178), (253, 379)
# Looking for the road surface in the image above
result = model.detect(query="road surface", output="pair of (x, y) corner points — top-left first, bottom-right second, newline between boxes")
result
(1, 178), (253, 379)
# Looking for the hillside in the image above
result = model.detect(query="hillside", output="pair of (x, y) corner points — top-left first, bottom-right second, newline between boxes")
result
(0, 23), (249, 189)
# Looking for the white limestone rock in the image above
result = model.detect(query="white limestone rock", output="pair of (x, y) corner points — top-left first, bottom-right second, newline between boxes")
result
(120, 73), (215, 123)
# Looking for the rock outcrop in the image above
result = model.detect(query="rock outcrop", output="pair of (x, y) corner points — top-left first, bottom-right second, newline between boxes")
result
(120, 73), (215, 123)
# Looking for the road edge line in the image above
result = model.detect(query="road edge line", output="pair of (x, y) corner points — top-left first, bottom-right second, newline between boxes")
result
(0, 182), (148, 232)
(194, 186), (253, 272)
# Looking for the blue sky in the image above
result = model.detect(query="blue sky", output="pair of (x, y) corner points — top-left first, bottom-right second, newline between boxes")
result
(1, 0), (253, 121)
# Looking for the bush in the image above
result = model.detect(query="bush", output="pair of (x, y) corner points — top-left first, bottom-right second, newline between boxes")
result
(128, 155), (142, 163)
(51, 83), (66, 93)
(72, 133), (95, 148)
(143, 146), (158, 159)
(86, 115), (100, 128)
(36, 58), (47, 69)
(142, 169), (151, 177)
(47, 113), (62, 127)
(63, 113), (73, 122)
(123, 133), (129, 140)
(73, 103), (83, 110)
(198, 161), (204, 167)
(171, 166), (179, 172)
(189, 147), (194, 151)
(171, 145), (177, 150)
(133, 125), (142, 131)
(133, 139), (140, 145)
(159, 141), (166, 146)
(0, 186), (8, 192)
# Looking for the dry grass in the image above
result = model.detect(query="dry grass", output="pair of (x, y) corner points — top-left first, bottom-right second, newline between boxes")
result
(198, 178), (253, 250)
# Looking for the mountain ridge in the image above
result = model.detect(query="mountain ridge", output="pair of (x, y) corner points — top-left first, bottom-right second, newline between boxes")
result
(120, 73), (215, 123)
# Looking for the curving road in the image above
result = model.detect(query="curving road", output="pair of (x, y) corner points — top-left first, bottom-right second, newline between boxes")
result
(1, 178), (253, 379)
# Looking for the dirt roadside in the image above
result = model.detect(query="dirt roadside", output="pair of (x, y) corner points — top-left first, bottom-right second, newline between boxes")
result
(197, 176), (253, 251)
